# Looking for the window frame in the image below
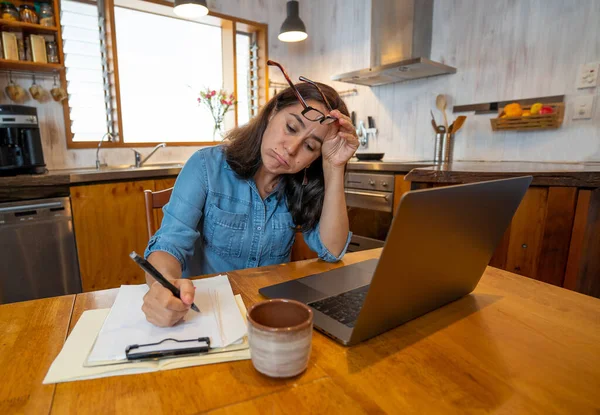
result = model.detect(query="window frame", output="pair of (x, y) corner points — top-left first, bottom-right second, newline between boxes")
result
(64, 0), (269, 149)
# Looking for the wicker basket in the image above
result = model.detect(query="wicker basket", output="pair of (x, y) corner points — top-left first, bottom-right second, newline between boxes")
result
(490, 103), (564, 131)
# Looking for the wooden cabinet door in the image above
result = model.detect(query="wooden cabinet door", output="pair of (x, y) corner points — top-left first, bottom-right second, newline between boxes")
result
(71, 180), (155, 291)
(493, 186), (577, 285)
(393, 174), (411, 215)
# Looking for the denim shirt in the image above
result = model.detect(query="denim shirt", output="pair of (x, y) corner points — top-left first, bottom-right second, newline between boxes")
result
(144, 145), (351, 277)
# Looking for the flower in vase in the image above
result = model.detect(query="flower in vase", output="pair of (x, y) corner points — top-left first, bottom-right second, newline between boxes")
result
(197, 87), (237, 140)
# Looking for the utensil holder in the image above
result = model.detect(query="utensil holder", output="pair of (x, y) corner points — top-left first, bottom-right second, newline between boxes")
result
(434, 133), (454, 163)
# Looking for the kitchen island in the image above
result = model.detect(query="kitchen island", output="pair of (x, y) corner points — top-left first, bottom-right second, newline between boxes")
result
(404, 161), (600, 187)
(1, 249), (599, 414)
(403, 161), (600, 299)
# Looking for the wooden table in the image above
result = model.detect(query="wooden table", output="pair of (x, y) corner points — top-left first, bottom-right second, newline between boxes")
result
(1, 249), (599, 414)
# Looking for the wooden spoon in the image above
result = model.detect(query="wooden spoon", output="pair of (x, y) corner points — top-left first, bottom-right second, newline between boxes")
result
(450, 115), (467, 133)
(436, 94), (448, 131)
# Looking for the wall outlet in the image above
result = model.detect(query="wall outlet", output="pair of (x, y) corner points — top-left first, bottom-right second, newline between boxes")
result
(576, 62), (599, 89)
(572, 95), (594, 120)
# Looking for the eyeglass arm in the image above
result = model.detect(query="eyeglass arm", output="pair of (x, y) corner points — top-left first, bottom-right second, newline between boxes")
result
(267, 60), (309, 108)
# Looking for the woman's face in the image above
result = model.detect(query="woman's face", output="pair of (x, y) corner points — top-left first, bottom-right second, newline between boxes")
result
(260, 101), (335, 175)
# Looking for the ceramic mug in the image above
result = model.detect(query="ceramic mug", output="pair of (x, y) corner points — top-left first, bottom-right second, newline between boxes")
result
(5, 81), (27, 102)
(50, 86), (67, 102)
(247, 299), (313, 378)
(29, 82), (44, 101)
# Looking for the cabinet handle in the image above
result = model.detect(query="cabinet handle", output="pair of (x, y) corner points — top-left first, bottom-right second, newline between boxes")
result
(344, 190), (390, 201)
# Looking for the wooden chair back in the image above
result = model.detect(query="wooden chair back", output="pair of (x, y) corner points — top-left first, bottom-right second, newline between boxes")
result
(144, 187), (173, 240)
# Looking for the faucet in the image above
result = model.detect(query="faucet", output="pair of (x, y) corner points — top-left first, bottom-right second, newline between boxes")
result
(131, 143), (166, 168)
(96, 132), (114, 169)
(356, 120), (368, 148)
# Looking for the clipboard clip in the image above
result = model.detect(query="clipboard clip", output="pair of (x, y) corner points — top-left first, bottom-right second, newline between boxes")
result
(125, 337), (211, 361)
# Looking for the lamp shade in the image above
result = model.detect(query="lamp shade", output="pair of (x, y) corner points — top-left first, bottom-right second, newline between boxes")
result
(174, 0), (209, 18)
(278, 1), (307, 42)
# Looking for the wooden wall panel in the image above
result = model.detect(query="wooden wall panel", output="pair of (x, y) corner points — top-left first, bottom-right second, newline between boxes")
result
(71, 180), (154, 291)
(505, 187), (548, 279)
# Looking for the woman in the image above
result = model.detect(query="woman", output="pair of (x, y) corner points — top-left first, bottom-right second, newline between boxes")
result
(142, 61), (359, 327)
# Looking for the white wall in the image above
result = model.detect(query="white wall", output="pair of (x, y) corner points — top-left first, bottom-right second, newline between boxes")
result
(261, 0), (600, 163)
(2, 0), (599, 168)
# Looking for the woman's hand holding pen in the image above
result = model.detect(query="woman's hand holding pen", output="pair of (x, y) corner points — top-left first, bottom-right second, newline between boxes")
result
(142, 279), (195, 327)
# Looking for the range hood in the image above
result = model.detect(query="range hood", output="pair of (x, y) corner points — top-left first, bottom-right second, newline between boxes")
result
(332, 0), (456, 87)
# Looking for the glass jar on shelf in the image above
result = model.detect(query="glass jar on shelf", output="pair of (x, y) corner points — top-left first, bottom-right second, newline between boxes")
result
(38, 2), (54, 27)
(1, 2), (20, 21)
(19, 4), (38, 23)
(46, 40), (58, 63)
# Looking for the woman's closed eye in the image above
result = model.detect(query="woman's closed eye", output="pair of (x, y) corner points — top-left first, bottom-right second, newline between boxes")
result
(305, 139), (321, 152)
(286, 124), (296, 134)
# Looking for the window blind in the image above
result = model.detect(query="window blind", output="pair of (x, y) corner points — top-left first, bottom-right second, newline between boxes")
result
(61, 0), (109, 142)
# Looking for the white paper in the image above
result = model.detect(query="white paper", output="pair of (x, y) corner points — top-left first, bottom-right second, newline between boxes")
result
(87, 275), (247, 364)
(42, 295), (251, 384)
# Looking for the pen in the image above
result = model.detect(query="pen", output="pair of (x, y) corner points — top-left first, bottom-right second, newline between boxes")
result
(129, 251), (200, 313)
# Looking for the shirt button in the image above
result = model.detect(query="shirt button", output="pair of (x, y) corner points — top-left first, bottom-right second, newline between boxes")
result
(256, 226), (262, 231)
(251, 257), (256, 261)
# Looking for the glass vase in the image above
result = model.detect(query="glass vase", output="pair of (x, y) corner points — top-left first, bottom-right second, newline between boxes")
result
(213, 123), (225, 141)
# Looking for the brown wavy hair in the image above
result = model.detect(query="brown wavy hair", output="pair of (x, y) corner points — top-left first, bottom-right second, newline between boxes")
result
(223, 82), (349, 231)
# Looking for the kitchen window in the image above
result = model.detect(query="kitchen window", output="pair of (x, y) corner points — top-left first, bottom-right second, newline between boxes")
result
(114, 7), (223, 143)
(61, 0), (108, 142)
(61, 0), (268, 148)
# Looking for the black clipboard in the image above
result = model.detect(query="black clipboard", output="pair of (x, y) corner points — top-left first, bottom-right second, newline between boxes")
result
(125, 337), (211, 361)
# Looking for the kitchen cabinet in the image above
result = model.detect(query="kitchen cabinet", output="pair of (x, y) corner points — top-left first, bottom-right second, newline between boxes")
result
(564, 188), (600, 297)
(493, 186), (577, 285)
(393, 174), (411, 214)
(409, 181), (598, 297)
(71, 179), (174, 292)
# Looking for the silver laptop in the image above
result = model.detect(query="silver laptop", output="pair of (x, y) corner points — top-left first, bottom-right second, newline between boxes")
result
(259, 176), (532, 346)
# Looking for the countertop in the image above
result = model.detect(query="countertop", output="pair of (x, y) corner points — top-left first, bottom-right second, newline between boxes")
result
(0, 163), (183, 188)
(1, 249), (599, 413)
(404, 161), (600, 187)
(2, 160), (600, 190)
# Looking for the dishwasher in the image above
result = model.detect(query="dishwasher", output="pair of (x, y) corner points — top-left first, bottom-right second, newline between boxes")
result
(0, 196), (82, 304)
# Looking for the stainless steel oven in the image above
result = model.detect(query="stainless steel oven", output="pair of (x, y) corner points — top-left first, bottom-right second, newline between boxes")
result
(344, 172), (395, 252)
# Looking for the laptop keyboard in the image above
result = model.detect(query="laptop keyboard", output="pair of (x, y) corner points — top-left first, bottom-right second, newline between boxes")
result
(308, 285), (370, 328)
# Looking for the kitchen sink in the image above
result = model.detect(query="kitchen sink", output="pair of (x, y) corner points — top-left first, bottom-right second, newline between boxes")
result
(50, 162), (184, 185)
(53, 162), (184, 174)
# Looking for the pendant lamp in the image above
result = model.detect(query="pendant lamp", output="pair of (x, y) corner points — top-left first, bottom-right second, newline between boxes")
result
(174, 0), (209, 18)
(278, 0), (307, 42)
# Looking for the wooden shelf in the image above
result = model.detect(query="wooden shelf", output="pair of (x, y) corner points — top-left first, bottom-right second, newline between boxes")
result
(0, 19), (58, 34)
(0, 59), (64, 72)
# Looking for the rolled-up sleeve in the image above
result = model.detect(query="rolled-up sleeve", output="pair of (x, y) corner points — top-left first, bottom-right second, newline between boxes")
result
(144, 150), (208, 271)
(302, 222), (352, 262)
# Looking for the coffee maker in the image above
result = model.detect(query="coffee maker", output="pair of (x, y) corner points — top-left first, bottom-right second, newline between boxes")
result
(0, 105), (46, 175)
